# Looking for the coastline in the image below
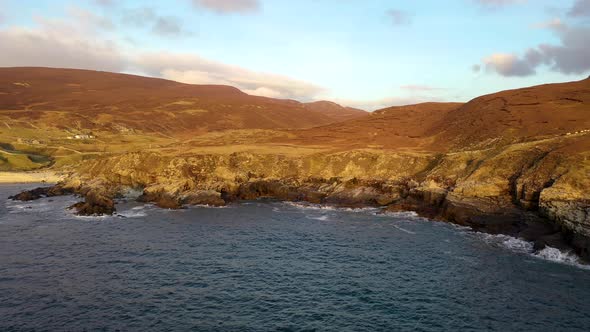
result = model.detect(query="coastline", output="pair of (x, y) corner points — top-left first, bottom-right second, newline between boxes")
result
(0, 171), (64, 184)
(6, 146), (590, 261)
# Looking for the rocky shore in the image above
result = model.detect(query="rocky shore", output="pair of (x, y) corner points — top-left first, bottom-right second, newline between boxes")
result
(10, 146), (590, 260)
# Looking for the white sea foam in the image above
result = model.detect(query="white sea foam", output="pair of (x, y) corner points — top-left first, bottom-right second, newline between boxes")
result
(307, 215), (331, 221)
(393, 224), (416, 234)
(188, 204), (232, 209)
(378, 210), (420, 218)
(480, 233), (534, 253)
(74, 215), (111, 220)
(6, 196), (79, 216)
(376, 211), (426, 222)
(534, 246), (586, 268)
(117, 205), (149, 218)
(284, 201), (379, 213)
(478, 233), (589, 269)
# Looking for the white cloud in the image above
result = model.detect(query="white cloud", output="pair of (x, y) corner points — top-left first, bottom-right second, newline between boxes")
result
(480, 23), (590, 77)
(531, 18), (565, 30)
(138, 53), (325, 100)
(0, 20), (126, 72)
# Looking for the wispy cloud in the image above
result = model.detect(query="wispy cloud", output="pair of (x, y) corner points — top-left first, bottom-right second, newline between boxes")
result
(68, 6), (114, 31)
(400, 85), (446, 92)
(473, 0), (527, 9)
(387, 9), (411, 25)
(192, 0), (260, 14)
(121, 7), (190, 37)
(531, 18), (564, 30)
(94, 0), (114, 7)
(136, 53), (325, 100)
(333, 95), (449, 112)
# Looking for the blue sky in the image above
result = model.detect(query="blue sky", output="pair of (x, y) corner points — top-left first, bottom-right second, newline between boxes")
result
(1, 0), (589, 109)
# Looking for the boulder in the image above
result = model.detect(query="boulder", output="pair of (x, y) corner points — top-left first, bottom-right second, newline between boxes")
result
(182, 190), (226, 207)
(69, 191), (115, 216)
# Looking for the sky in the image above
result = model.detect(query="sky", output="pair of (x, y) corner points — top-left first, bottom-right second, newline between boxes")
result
(0, 0), (589, 110)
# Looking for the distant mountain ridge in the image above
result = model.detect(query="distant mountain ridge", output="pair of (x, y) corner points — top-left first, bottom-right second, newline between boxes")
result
(0, 67), (367, 136)
(284, 79), (590, 152)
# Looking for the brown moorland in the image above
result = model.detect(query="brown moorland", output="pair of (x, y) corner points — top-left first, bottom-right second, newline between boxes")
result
(282, 78), (590, 152)
(0, 67), (367, 138)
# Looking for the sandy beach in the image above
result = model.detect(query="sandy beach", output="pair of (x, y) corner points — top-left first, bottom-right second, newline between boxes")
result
(0, 171), (64, 184)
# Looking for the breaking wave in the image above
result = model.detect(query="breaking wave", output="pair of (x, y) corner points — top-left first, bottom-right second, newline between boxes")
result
(535, 246), (584, 267)
(478, 233), (588, 269)
(283, 201), (380, 213)
(116, 205), (149, 218)
(306, 215), (331, 221)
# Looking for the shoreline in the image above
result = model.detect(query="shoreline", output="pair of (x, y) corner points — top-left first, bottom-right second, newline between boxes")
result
(7, 183), (588, 267)
(11, 176), (588, 262)
(0, 171), (64, 184)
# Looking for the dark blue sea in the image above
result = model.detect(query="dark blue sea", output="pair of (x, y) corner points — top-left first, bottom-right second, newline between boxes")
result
(1, 184), (589, 331)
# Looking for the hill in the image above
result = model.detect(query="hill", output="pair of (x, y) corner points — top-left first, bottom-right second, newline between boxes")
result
(0, 67), (366, 138)
(303, 101), (367, 122)
(284, 102), (463, 150)
(428, 78), (590, 151)
(280, 78), (590, 152)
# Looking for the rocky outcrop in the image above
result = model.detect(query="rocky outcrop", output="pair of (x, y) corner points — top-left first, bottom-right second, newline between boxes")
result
(68, 191), (115, 216)
(137, 191), (183, 209)
(182, 190), (226, 207)
(9, 185), (74, 201)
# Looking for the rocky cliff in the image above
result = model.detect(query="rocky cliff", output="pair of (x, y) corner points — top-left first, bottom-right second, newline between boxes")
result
(41, 135), (588, 258)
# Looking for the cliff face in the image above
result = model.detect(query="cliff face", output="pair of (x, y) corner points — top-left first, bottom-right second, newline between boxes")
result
(59, 137), (589, 257)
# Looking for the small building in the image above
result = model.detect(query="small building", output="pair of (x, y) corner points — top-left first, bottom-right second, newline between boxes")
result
(69, 134), (95, 140)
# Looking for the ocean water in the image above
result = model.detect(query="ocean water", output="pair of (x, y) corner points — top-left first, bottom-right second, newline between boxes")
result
(1, 184), (590, 331)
